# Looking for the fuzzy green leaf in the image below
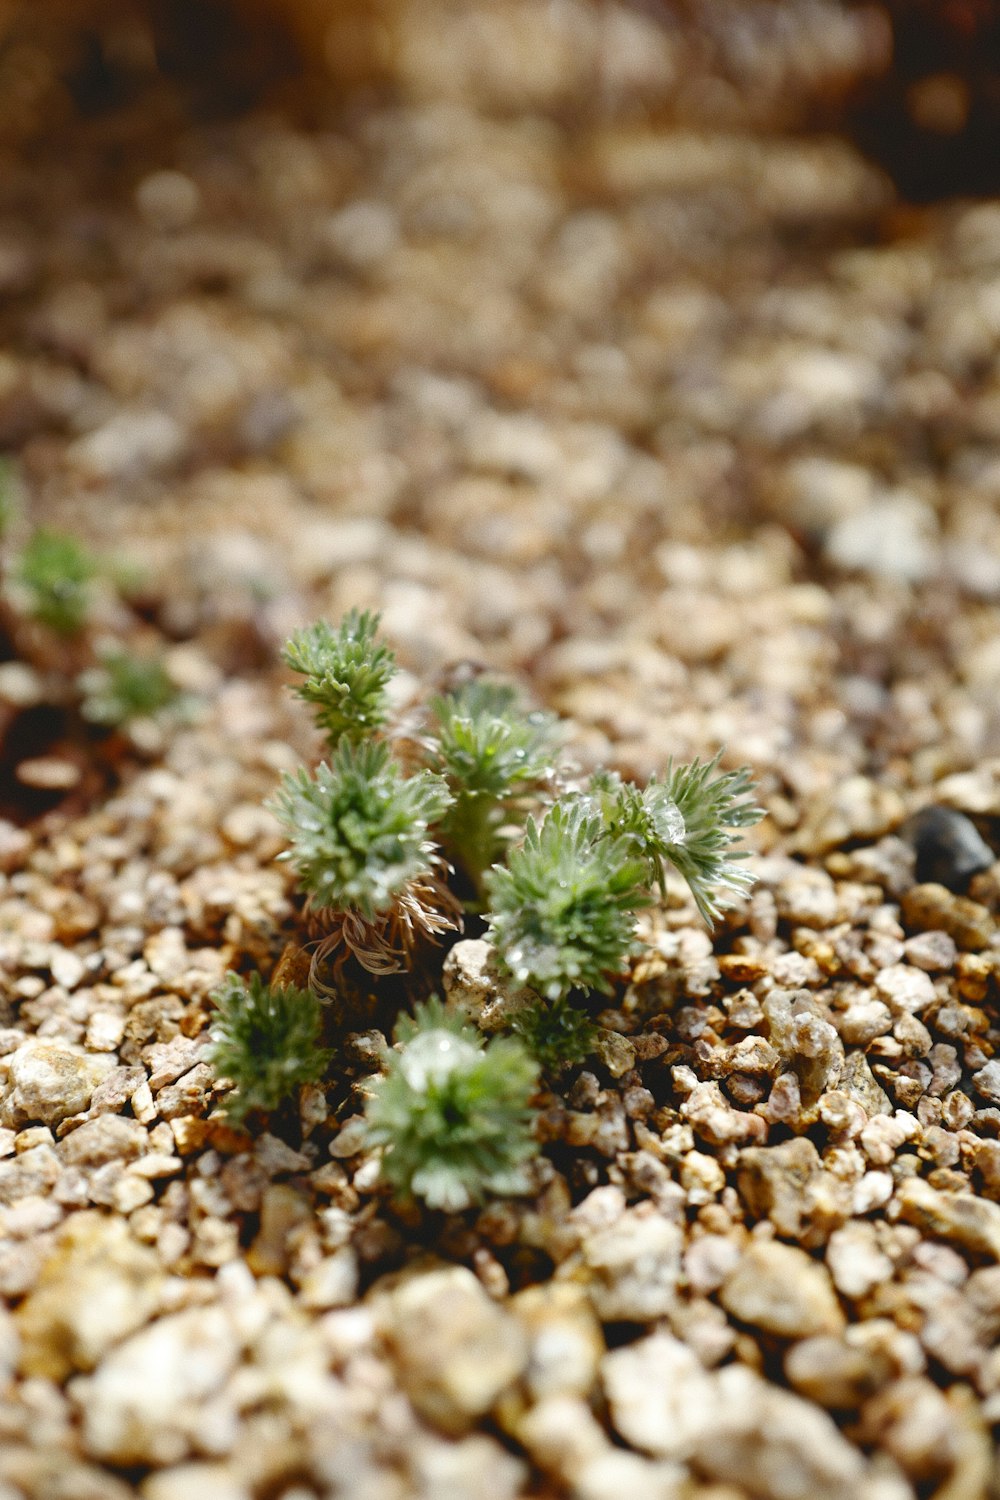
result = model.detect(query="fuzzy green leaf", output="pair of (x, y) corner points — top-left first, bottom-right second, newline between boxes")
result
(283, 610), (396, 748)
(429, 679), (556, 892)
(364, 997), (539, 1211)
(271, 738), (453, 918)
(587, 757), (762, 924)
(649, 756), (763, 924)
(208, 972), (331, 1122)
(485, 799), (649, 1001)
(431, 680), (555, 800)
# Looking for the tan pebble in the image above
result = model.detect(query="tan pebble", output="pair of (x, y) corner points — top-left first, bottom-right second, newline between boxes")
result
(896, 1177), (1000, 1259)
(169, 1116), (211, 1154)
(247, 1183), (313, 1277)
(575, 1206), (683, 1322)
(75, 1303), (240, 1464)
(127, 1153), (183, 1180)
(376, 1264), (529, 1435)
(513, 1393), (608, 1478)
(874, 964), (937, 1015)
(602, 1330), (713, 1459)
(901, 884), (993, 951)
(593, 1028), (636, 1078)
(131, 1081), (156, 1125)
(692, 1363), (866, 1498)
(134, 169), (201, 230)
(111, 1175), (154, 1213)
(827, 1222), (894, 1300)
(48, 947), (85, 991)
(852, 1171), (894, 1214)
(720, 1238), (845, 1337)
(680, 1150), (726, 1204)
(785, 1333), (893, 1408)
(509, 1280), (604, 1400)
(220, 803), (283, 849)
(15, 1212), (162, 1379)
(684, 1233), (742, 1296)
(682, 1081), (767, 1146)
(143, 928), (189, 984)
(795, 776), (904, 855)
(297, 1246), (359, 1311)
(58, 1115), (147, 1167)
(903, 930), (957, 972)
(146, 1035), (205, 1091)
(0, 661), (44, 707)
(839, 1052), (893, 1118)
(141, 1462), (248, 1500)
(737, 1136), (825, 1239)
(0, 819), (31, 872)
(16, 758), (81, 791)
(191, 1216), (240, 1267)
(717, 953), (770, 983)
(0, 1041), (116, 1129)
(860, 1375), (961, 1482)
(84, 1011), (125, 1052)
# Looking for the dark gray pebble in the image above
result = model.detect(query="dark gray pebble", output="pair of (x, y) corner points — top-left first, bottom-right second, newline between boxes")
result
(899, 806), (995, 892)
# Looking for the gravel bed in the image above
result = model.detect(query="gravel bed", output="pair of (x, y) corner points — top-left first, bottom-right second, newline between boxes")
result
(1, 4), (1000, 1498)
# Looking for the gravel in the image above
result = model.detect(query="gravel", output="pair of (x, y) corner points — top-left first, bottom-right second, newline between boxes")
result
(0, 1), (999, 1497)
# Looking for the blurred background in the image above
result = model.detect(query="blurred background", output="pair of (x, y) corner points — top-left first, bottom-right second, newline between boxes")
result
(2, 0), (1000, 834)
(3, 1), (1000, 194)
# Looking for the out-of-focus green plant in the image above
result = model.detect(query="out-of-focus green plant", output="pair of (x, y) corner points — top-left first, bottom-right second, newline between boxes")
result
(13, 528), (98, 635)
(0, 458), (19, 540)
(78, 644), (179, 727)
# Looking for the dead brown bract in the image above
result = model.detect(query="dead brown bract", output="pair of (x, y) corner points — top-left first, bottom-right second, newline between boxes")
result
(306, 855), (464, 991)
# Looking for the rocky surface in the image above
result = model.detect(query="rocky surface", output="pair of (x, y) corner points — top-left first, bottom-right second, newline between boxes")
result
(1, 2), (1000, 1497)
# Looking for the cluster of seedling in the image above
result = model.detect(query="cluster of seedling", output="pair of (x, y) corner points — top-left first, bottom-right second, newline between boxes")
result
(0, 467), (188, 800)
(210, 609), (762, 1211)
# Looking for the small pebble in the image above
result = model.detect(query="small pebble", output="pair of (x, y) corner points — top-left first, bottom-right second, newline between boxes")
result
(899, 806), (994, 892)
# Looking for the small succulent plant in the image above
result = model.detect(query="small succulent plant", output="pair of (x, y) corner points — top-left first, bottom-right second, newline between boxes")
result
(588, 756), (763, 923)
(428, 678), (556, 900)
(208, 971), (331, 1122)
(222, 608), (764, 1202)
(270, 738), (461, 983)
(511, 994), (598, 1073)
(485, 799), (650, 1001)
(363, 997), (539, 1211)
(272, 739), (453, 921)
(282, 610), (396, 749)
